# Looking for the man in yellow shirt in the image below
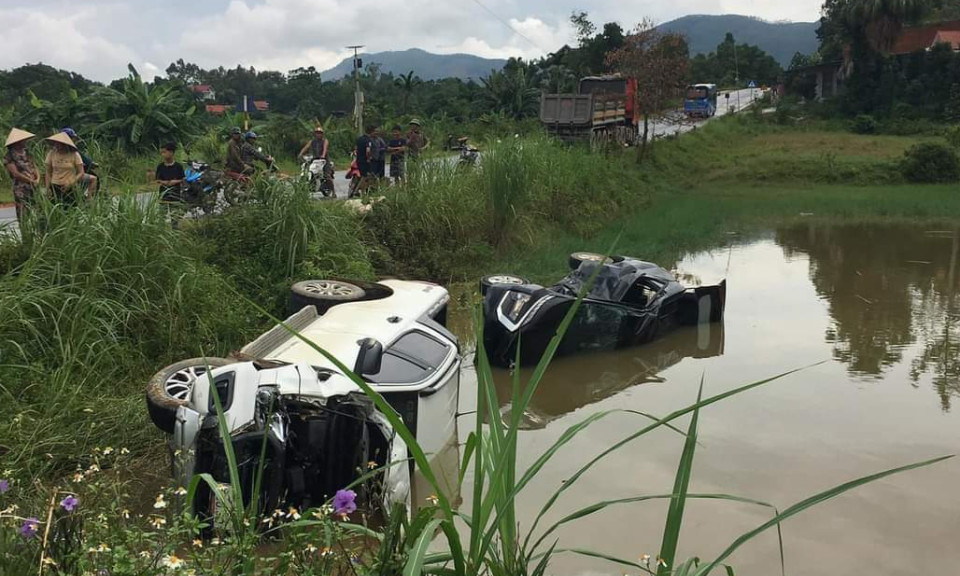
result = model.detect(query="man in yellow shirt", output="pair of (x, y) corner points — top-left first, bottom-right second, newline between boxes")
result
(44, 132), (86, 207)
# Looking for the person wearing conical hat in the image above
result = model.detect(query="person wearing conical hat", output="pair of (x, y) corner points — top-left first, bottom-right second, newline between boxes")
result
(44, 131), (86, 207)
(3, 128), (40, 225)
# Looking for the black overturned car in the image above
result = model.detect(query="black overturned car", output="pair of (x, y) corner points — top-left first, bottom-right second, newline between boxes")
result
(481, 252), (726, 367)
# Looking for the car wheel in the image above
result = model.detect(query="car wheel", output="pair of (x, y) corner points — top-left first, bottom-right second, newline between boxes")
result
(146, 357), (232, 434)
(480, 274), (528, 296)
(291, 279), (367, 313)
(568, 252), (613, 270)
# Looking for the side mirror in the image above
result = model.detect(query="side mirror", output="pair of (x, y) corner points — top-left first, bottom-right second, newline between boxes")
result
(354, 338), (383, 376)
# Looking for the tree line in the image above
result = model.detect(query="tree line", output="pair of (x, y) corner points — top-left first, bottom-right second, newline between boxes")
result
(0, 11), (785, 154)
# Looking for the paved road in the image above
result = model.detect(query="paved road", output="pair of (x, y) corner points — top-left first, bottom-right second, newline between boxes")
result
(0, 89), (763, 231)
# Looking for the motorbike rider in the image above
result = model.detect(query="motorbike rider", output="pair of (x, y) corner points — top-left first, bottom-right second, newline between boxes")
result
(298, 126), (334, 183)
(241, 131), (274, 171)
(225, 127), (250, 176)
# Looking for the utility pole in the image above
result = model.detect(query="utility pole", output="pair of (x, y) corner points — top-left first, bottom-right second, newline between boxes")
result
(347, 45), (365, 134)
(733, 38), (741, 113)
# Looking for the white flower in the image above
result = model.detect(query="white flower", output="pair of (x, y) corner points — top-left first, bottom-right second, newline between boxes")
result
(120, 447), (130, 455)
(140, 550), (152, 559)
(286, 506), (301, 520)
(121, 509), (130, 519)
(154, 495), (168, 509)
(305, 544), (317, 554)
(149, 516), (166, 529)
(173, 487), (187, 497)
(192, 539), (203, 548)
(657, 557), (668, 568)
(162, 554), (185, 569)
(425, 494), (439, 505)
(102, 447), (114, 455)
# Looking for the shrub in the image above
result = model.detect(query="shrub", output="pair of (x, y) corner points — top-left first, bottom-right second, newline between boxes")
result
(901, 142), (960, 183)
(850, 114), (877, 135)
(946, 126), (960, 149)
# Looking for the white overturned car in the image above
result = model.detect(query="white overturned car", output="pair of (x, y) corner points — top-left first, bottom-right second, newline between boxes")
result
(145, 278), (459, 518)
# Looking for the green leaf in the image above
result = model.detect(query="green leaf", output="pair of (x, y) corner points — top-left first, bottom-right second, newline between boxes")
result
(657, 379), (703, 575)
(698, 455), (954, 574)
(404, 518), (442, 576)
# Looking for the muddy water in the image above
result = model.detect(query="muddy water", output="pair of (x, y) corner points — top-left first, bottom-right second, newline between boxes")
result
(457, 223), (960, 576)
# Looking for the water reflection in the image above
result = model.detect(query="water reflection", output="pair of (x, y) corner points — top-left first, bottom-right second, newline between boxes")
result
(776, 224), (960, 409)
(495, 321), (724, 428)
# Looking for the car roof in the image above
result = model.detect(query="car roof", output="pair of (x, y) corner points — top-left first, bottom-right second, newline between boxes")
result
(265, 279), (450, 370)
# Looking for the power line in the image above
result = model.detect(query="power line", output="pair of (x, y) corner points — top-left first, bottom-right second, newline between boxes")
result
(468, 0), (547, 53)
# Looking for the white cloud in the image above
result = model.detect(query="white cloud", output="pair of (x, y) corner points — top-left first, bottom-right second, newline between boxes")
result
(0, 6), (140, 81)
(0, 0), (825, 81)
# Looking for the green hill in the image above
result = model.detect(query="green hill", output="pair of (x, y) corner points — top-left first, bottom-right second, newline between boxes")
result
(658, 15), (819, 65)
(322, 48), (506, 81)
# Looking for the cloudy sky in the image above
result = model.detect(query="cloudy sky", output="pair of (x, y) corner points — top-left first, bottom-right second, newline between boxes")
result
(2, 0), (824, 82)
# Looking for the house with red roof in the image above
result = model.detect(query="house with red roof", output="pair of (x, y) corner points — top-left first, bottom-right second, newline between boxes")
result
(790, 21), (960, 101)
(204, 104), (233, 115)
(189, 84), (217, 101)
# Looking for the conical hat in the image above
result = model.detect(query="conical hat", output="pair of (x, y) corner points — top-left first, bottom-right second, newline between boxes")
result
(5, 128), (35, 148)
(45, 132), (77, 149)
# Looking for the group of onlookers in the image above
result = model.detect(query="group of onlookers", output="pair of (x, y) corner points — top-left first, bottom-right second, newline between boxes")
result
(356, 119), (429, 187)
(3, 127), (99, 225)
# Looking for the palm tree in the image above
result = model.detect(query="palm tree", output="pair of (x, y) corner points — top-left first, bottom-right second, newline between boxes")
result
(92, 65), (197, 150)
(842, 0), (932, 52)
(481, 62), (540, 119)
(394, 71), (421, 114)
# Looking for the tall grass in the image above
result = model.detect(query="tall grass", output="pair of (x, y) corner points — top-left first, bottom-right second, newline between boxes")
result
(0, 196), (252, 478)
(367, 136), (647, 280)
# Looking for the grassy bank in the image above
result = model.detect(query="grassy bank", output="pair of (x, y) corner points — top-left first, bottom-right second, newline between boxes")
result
(492, 115), (960, 280)
(2, 113), (958, 480)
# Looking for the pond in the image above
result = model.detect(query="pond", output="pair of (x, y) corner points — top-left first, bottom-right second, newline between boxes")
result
(459, 222), (960, 575)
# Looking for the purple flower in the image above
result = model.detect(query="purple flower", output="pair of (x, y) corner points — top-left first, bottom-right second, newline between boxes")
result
(0, 479), (8, 494)
(20, 517), (39, 539)
(60, 495), (79, 512)
(332, 489), (357, 516)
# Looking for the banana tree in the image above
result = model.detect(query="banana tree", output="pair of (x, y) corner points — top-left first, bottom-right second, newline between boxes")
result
(91, 64), (197, 150)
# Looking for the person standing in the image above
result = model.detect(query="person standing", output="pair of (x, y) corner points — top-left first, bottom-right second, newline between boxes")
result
(355, 125), (376, 193)
(44, 132), (85, 208)
(155, 142), (185, 201)
(406, 119), (429, 161)
(60, 127), (98, 194)
(4, 128), (40, 225)
(371, 127), (387, 180)
(387, 125), (407, 185)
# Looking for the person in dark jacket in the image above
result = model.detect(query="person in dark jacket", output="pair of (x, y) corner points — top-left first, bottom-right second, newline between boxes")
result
(225, 127), (248, 174)
(155, 142), (185, 201)
(240, 131), (274, 170)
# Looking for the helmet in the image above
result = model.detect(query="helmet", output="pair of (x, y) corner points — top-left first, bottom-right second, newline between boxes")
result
(409, 118), (421, 126)
(245, 131), (258, 140)
(230, 127), (242, 135)
(61, 127), (78, 139)
(314, 126), (324, 133)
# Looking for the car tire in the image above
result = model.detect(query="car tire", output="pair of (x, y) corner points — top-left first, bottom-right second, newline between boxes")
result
(146, 357), (232, 434)
(290, 279), (367, 314)
(480, 274), (528, 296)
(568, 252), (613, 270)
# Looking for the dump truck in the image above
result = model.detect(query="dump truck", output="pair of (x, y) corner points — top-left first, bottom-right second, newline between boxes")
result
(540, 75), (638, 147)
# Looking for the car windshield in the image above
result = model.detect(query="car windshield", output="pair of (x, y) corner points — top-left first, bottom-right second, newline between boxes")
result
(364, 331), (450, 384)
(686, 87), (709, 99)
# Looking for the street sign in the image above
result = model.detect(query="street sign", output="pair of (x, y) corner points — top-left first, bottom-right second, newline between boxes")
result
(748, 81), (757, 88)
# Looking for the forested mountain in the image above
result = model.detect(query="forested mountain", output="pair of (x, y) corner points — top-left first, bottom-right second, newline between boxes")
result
(322, 49), (506, 81)
(658, 15), (819, 65)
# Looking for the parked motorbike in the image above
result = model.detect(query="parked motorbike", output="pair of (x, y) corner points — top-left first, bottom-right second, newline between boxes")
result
(346, 156), (362, 198)
(300, 155), (335, 197)
(163, 160), (224, 213)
